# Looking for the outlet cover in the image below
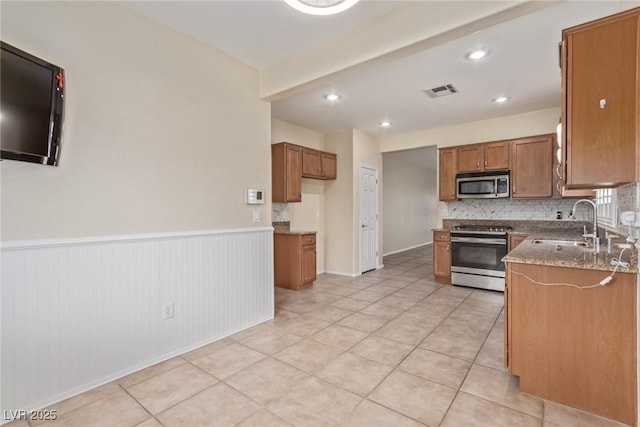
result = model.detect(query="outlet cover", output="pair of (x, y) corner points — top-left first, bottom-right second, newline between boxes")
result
(163, 302), (175, 320)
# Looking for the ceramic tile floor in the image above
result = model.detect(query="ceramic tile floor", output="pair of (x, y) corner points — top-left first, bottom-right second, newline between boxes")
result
(8, 247), (629, 427)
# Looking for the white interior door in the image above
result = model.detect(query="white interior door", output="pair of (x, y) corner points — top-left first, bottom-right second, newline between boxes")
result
(360, 166), (378, 273)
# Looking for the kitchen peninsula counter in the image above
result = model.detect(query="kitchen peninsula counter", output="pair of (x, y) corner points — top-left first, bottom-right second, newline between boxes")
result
(504, 234), (638, 425)
(503, 232), (638, 273)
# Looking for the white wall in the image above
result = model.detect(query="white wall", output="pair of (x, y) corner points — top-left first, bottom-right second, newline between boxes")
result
(325, 130), (355, 275)
(1, 1), (273, 415)
(382, 148), (438, 255)
(379, 107), (560, 153)
(271, 119), (326, 272)
(1, 1), (271, 242)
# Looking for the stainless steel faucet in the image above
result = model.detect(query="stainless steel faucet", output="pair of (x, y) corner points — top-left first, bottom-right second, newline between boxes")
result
(570, 199), (600, 250)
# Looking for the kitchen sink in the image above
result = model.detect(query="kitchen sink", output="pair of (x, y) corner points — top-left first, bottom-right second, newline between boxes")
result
(531, 239), (590, 247)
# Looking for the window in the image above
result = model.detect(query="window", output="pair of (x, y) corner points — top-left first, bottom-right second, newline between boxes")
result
(595, 188), (616, 227)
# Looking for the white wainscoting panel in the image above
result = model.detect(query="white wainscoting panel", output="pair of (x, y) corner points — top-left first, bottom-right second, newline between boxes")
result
(1, 227), (274, 415)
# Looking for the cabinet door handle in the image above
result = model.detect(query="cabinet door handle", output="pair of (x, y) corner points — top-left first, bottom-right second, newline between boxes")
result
(484, 159), (488, 167)
(476, 160), (480, 168)
(446, 244), (450, 252)
(513, 187), (516, 194)
(600, 98), (606, 109)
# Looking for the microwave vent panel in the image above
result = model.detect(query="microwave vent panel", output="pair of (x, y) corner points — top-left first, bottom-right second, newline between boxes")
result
(423, 84), (459, 98)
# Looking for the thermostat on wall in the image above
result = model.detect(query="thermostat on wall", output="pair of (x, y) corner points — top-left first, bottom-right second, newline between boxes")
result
(246, 189), (265, 205)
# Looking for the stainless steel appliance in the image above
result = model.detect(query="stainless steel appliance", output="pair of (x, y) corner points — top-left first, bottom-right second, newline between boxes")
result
(456, 171), (509, 199)
(450, 225), (511, 291)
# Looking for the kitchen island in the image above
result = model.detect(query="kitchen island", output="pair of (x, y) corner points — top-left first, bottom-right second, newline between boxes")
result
(503, 235), (638, 426)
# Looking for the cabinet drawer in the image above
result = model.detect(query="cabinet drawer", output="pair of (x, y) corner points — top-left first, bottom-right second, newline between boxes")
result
(301, 234), (316, 246)
(433, 230), (450, 242)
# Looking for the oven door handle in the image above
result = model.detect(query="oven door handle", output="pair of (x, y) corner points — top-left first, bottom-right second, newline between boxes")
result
(450, 237), (506, 245)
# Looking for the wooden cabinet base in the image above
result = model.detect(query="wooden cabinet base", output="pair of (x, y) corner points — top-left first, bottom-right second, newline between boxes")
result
(433, 231), (451, 283)
(434, 276), (451, 284)
(506, 263), (637, 425)
(274, 233), (317, 291)
(275, 281), (314, 291)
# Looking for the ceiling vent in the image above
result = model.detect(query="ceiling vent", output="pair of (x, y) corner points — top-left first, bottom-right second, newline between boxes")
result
(423, 84), (459, 99)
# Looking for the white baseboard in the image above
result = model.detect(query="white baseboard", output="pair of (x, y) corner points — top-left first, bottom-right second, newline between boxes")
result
(383, 242), (430, 256)
(323, 270), (359, 277)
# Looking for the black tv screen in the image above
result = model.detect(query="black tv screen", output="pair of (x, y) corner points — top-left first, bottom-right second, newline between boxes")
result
(1, 42), (65, 166)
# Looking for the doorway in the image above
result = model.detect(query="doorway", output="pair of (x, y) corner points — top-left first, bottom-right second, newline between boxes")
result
(360, 166), (378, 273)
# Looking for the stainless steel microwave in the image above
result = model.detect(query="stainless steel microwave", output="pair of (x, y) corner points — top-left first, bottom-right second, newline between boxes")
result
(456, 171), (510, 199)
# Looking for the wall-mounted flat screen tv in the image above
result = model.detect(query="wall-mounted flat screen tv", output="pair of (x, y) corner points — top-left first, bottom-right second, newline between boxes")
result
(1, 42), (65, 166)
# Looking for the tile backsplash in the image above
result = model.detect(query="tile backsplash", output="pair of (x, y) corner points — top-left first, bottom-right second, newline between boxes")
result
(444, 183), (640, 240)
(608, 182), (640, 239)
(272, 203), (289, 222)
(443, 198), (590, 222)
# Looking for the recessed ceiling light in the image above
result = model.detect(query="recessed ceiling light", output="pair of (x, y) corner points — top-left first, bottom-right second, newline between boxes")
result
(324, 93), (340, 101)
(379, 121), (392, 127)
(284, 0), (360, 15)
(493, 96), (509, 103)
(467, 49), (489, 60)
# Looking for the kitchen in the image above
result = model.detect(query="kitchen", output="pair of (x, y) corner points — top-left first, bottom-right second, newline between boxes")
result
(270, 2), (640, 426)
(2, 1), (640, 426)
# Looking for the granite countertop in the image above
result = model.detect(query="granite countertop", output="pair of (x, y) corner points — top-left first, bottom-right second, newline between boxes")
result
(503, 231), (638, 273)
(442, 219), (592, 233)
(272, 221), (316, 235)
(437, 219), (638, 273)
(274, 230), (317, 235)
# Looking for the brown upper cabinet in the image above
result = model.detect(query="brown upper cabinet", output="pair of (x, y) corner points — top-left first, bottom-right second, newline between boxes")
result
(438, 148), (457, 201)
(272, 142), (337, 203)
(302, 148), (337, 180)
(510, 134), (554, 199)
(439, 134), (559, 202)
(457, 141), (509, 173)
(562, 8), (640, 188)
(272, 143), (302, 203)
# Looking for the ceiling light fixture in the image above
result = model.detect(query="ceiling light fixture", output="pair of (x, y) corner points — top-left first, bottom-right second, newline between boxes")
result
(283, 0), (360, 15)
(493, 96), (509, 103)
(324, 93), (340, 101)
(379, 121), (392, 128)
(466, 49), (489, 60)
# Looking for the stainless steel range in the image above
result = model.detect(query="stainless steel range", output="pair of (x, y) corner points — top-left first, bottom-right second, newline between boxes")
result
(450, 225), (512, 292)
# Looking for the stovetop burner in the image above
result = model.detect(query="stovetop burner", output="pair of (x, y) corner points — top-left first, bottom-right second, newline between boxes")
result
(451, 225), (513, 233)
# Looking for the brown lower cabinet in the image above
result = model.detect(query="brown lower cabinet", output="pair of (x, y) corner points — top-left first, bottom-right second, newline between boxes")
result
(507, 233), (528, 252)
(505, 262), (637, 425)
(274, 232), (317, 290)
(433, 230), (451, 283)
